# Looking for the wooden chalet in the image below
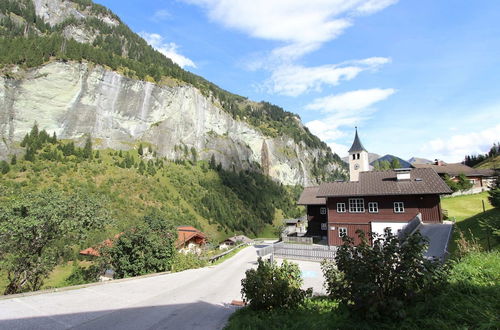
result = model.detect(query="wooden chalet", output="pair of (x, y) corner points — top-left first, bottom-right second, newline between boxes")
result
(298, 128), (453, 247)
(176, 226), (207, 253)
(413, 161), (496, 192)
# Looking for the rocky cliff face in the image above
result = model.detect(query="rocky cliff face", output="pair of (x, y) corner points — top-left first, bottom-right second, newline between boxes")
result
(0, 61), (339, 185)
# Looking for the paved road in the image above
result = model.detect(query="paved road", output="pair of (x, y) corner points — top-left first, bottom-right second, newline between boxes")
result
(0, 246), (261, 330)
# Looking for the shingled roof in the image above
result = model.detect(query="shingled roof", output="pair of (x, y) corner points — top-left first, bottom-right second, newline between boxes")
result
(412, 163), (495, 177)
(297, 186), (326, 205)
(317, 168), (452, 197)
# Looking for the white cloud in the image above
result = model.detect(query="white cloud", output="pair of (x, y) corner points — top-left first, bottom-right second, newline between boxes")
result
(328, 142), (350, 156)
(140, 32), (196, 68)
(265, 57), (390, 96)
(305, 88), (395, 155)
(151, 9), (171, 22)
(306, 88), (395, 112)
(184, 0), (398, 60)
(421, 124), (500, 163)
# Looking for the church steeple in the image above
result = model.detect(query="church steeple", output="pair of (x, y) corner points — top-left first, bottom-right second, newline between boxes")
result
(348, 127), (367, 153)
(348, 127), (369, 182)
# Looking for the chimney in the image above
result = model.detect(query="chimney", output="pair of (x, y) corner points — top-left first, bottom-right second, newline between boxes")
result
(434, 159), (444, 166)
(395, 168), (411, 181)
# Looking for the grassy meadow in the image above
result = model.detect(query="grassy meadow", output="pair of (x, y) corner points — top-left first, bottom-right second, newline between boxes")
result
(442, 192), (499, 254)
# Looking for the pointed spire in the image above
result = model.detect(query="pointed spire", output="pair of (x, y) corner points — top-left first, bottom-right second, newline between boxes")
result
(348, 127), (367, 153)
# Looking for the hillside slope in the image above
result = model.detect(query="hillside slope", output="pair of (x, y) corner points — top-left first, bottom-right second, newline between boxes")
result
(0, 0), (346, 185)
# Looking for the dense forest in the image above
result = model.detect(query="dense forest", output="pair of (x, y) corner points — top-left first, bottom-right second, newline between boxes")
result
(0, 0), (337, 153)
(0, 124), (303, 238)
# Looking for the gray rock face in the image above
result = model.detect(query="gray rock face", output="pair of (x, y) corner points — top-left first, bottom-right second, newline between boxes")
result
(33, 0), (119, 27)
(0, 61), (339, 185)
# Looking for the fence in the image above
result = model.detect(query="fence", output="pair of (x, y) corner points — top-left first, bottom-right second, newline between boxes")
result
(281, 236), (313, 244)
(258, 242), (337, 262)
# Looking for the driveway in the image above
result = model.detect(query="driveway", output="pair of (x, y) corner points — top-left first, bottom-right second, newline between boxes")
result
(0, 246), (259, 330)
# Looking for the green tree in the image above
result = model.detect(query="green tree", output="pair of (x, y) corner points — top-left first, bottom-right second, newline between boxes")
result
(0, 189), (109, 294)
(390, 157), (401, 169)
(456, 173), (473, 192)
(105, 211), (176, 278)
(380, 160), (391, 170)
(83, 136), (93, 159)
(138, 143), (143, 156)
(0, 160), (10, 174)
(488, 177), (500, 208)
(10, 154), (17, 165)
(322, 229), (447, 320)
(443, 174), (459, 192)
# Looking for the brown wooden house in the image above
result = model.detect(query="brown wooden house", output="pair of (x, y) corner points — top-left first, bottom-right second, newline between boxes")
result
(315, 168), (452, 246)
(413, 161), (496, 192)
(297, 186), (327, 239)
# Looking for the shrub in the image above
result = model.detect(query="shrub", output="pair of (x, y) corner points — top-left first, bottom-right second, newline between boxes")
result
(322, 229), (448, 320)
(171, 252), (207, 272)
(66, 264), (102, 285)
(241, 258), (312, 311)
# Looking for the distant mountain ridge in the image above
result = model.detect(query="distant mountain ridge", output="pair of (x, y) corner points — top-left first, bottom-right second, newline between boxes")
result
(408, 157), (433, 165)
(371, 154), (412, 168)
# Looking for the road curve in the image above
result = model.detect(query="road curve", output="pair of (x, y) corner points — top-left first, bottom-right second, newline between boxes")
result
(0, 245), (261, 330)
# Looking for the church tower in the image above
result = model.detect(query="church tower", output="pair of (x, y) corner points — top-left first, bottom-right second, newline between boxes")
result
(348, 127), (369, 182)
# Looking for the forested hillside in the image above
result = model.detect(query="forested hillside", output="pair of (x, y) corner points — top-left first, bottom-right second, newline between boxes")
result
(0, 0), (336, 152)
(0, 125), (302, 243)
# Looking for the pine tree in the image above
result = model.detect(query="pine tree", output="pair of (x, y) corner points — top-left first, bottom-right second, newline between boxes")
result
(138, 144), (143, 156)
(83, 136), (93, 159)
(10, 154), (17, 165)
(0, 160), (10, 174)
(209, 154), (216, 170)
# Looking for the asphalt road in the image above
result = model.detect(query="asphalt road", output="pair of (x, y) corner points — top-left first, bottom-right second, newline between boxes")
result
(0, 246), (260, 330)
(0, 244), (327, 330)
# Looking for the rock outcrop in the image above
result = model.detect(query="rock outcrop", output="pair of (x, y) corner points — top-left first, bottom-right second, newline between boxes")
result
(0, 61), (340, 185)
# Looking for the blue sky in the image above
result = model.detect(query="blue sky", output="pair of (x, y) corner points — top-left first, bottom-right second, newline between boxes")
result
(95, 0), (500, 162)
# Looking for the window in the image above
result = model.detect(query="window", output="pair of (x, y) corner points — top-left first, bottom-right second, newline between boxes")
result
(337, 203), (346, 213)
(339, 227), (347, 237)
(321, 223), (327, 231)
(349, 198), (365, 213)
(357, 153), (360, 160)
(352, 154), (356, 160)
(368, 202), (379, 213)
(320, 207), (327, 215)
(394, 202), (405, 213)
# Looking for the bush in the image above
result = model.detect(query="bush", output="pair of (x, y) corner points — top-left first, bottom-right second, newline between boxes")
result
(241, 258), (312, 311)
(66, 264), (102, 285)
(171, 252), (207, 272)
(322, 229), (448, 320)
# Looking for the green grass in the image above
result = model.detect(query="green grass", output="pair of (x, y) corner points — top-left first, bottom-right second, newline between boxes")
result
(441, 192), (499, 255)
(225, 251), (500, 330)
(41, 262), (75, 289)
(211, 244), (249, 265)
(476, 155), (500, 170)
(441, 192), (493, 221)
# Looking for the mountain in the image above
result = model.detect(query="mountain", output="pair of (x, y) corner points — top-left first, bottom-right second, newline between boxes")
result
(0, 0), (346, 185)
(408, 157), (433, 165)
(371, 154), (412, 168)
